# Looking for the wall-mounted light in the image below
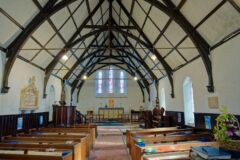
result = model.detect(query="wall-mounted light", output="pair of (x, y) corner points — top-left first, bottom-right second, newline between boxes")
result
(83, 75), (88, 80)
(134, 76), (138, 81)
(62, 55), (68, 60)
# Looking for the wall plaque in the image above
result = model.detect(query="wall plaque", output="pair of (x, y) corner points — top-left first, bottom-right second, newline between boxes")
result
(20, 76), (39, 110)
(208, 96), (219, 109)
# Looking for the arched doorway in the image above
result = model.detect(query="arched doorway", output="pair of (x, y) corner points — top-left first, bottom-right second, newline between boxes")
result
(48, 85), (55, 121)
(183, 77), (195, 126)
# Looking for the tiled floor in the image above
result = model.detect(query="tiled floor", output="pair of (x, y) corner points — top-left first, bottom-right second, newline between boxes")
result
(89, 126), (132, 160)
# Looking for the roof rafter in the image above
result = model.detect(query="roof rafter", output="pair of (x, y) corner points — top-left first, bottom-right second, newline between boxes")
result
(63, 33), (109, 80)
(112, 33), (158, 81)
(43, 0), (105, 97)
(76, 63), (146, 102)
(116, 0), (175, 97)
(1, 0), (78, 93)
(145, 0), (214, 93)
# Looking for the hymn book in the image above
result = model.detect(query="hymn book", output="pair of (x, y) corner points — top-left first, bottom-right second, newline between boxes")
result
(192, 146), (231, 159)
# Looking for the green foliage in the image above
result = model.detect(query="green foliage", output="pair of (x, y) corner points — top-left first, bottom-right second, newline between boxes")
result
(213, 106), (240, 142)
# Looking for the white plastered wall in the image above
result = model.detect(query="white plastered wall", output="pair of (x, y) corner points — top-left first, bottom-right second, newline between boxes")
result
(0, 56), (62, 115)
(158, 35), (240, 114)
(77, 72), (145, 114)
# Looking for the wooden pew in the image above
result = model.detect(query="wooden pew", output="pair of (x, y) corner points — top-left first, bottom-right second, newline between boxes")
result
(128, 127), (193, 156)
(138, 142), (219, 160)
(30, 128), (93, 155)
(0, 148), (72, 160)
(2, 136), (87, 160)
(18, 133), (89, 157)
(73, 124), (98, 138)
(0, 139), (83, 160)
(131, 133), (213, 160)
(31, 127), (95, 146)
(126, 127), (178, 147)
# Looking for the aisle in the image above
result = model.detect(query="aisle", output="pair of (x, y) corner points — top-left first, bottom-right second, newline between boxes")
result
(89, 126), (131, 160)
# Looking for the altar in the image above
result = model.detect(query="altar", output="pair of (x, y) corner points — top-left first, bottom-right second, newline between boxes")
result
(98, 107), (124, 120)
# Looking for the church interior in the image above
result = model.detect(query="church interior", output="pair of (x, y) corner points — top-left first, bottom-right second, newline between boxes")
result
(0, 0), (240, 159)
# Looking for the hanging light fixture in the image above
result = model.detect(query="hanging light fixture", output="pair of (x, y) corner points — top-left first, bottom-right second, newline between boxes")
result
(151, 54), (157, 61)
(62, 55), (68, 61)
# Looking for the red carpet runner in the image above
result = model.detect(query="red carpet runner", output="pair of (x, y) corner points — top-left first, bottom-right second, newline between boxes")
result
(89, 126), (130, 160)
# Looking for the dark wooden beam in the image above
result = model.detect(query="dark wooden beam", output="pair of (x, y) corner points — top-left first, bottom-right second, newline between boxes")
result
(0, 47), (6, 52)
(211, 28), (240, 50)
(63, 34), (108, 80)
(71, 54), (150, 96)
(227, 0), (240, 13)
(43, 0), (105, 97)
(145, 0), (214, 93)
(98, 62), (125, 65)
(71, 51), (106, 94)
(1, 0), (78, 93)
(113, 35), (158, 81)
(116, 0), (175, 97)
(84, 25), (137, 29)
(76, 63), (146, 102)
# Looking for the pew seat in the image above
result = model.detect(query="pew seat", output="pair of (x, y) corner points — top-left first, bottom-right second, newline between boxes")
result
(0, 149), (72, 160)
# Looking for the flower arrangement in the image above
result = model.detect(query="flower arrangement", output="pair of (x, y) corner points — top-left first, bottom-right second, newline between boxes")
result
(214, 106), (240, 151)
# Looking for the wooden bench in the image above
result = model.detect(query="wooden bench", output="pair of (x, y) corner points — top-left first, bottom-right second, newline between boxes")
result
(131, 133), (213, 160)
(139, 142), (219, 160)
(128, 127), (193, 156)
(0, 148), (72, 160)
(2, 136), (87, 160)
(0, 142), (82, 160)
(73, 124), (98, 138)
(31, 127), (95, 146)
(19, 132), (89, 157)
(126, 127), (178, 147)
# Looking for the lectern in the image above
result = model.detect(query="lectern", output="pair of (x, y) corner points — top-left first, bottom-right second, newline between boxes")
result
(52, 105), (76, 126)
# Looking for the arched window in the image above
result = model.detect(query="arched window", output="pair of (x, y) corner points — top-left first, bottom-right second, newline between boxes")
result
(160, 88), (166, 110)
(95, 67), (127, 97)
(108, 67), (114, 94)
(119, 71), (127, 95)
(183, 77), (195, 126)
(96, 71), (104, 96)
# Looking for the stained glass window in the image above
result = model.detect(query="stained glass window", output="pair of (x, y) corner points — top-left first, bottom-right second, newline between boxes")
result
(96, 71), (104, 95)
(96, 68), (127, 97)
(120, 71), (124, 94)
(119, 71), (127, 95)
(108, 67), (114, 94)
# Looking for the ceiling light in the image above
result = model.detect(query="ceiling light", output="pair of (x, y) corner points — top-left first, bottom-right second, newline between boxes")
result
(62, 55), (68, 60)
(134, 76), (138, 81)
(151, 55), (157, 61)
(83, 75), (87, 80)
